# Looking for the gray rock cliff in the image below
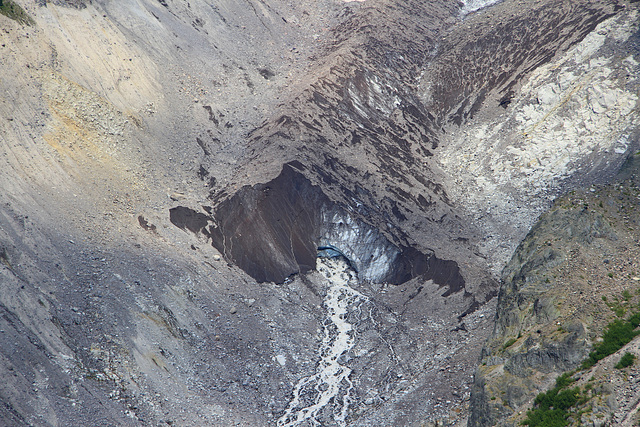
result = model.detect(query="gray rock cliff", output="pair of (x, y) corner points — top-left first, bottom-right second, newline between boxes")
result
(470, 153), (640, 426)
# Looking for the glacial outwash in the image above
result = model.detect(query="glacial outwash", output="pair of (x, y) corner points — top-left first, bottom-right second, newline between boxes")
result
(0, 0), (638, 425)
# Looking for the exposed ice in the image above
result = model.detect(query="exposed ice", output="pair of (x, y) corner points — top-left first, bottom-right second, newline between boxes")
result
(461, 0), (503, 15)
(320, 210), (399, 283)
(276, 355), (287, 367)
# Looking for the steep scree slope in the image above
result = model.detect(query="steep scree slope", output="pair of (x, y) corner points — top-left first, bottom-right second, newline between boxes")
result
(0, 0), (638, 425)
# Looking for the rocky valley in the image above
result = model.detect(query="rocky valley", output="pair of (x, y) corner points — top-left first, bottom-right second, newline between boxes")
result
(0, 0), (639, 425)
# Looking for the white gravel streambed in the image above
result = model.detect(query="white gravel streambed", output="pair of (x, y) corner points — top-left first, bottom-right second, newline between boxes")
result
(278, 257), (368, 427)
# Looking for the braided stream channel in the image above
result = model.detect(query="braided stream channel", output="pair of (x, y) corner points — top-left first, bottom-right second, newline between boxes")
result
(278, 257), (369, 426)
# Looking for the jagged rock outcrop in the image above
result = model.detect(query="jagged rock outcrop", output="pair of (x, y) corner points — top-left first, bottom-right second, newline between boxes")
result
(469, 153), (640, 426)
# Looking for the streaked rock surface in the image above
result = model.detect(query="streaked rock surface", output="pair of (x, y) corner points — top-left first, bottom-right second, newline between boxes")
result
(0, 0), (638, 425)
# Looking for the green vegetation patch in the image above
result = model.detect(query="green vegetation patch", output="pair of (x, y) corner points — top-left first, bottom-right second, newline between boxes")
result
(503, 337), (518, 350)
(582, 312), (640, 369)
(554, 372), (574, 389)
(0, 0), (35, 26)
(604, 293), (631, 318)
(615, 352), (636, 369)
(523, 307), (640, 426)
(522, 375), (584, 427)
(522, 407), (569, 427)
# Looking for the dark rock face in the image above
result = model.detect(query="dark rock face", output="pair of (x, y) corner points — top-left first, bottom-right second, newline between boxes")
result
(175, 162), (466, 290)
(209, 163), (324, 284)
(169, 206), (210, 235)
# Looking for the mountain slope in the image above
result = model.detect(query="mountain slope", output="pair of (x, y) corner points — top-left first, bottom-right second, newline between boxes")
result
(0, 0), (638, 425)
(469, 153), (640, 426)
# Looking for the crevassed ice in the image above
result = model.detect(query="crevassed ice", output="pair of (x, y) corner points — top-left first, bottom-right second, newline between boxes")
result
(461, 0), (502, 14)
(278, 257), (368, 427)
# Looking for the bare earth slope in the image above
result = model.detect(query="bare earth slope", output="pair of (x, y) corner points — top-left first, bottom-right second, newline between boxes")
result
(0, 0), (638, 425)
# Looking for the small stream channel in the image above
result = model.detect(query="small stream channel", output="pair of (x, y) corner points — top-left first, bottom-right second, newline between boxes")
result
(278, 256), (368, 427)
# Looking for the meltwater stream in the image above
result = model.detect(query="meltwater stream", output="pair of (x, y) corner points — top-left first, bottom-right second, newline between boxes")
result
(278, 257), (368, 427)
